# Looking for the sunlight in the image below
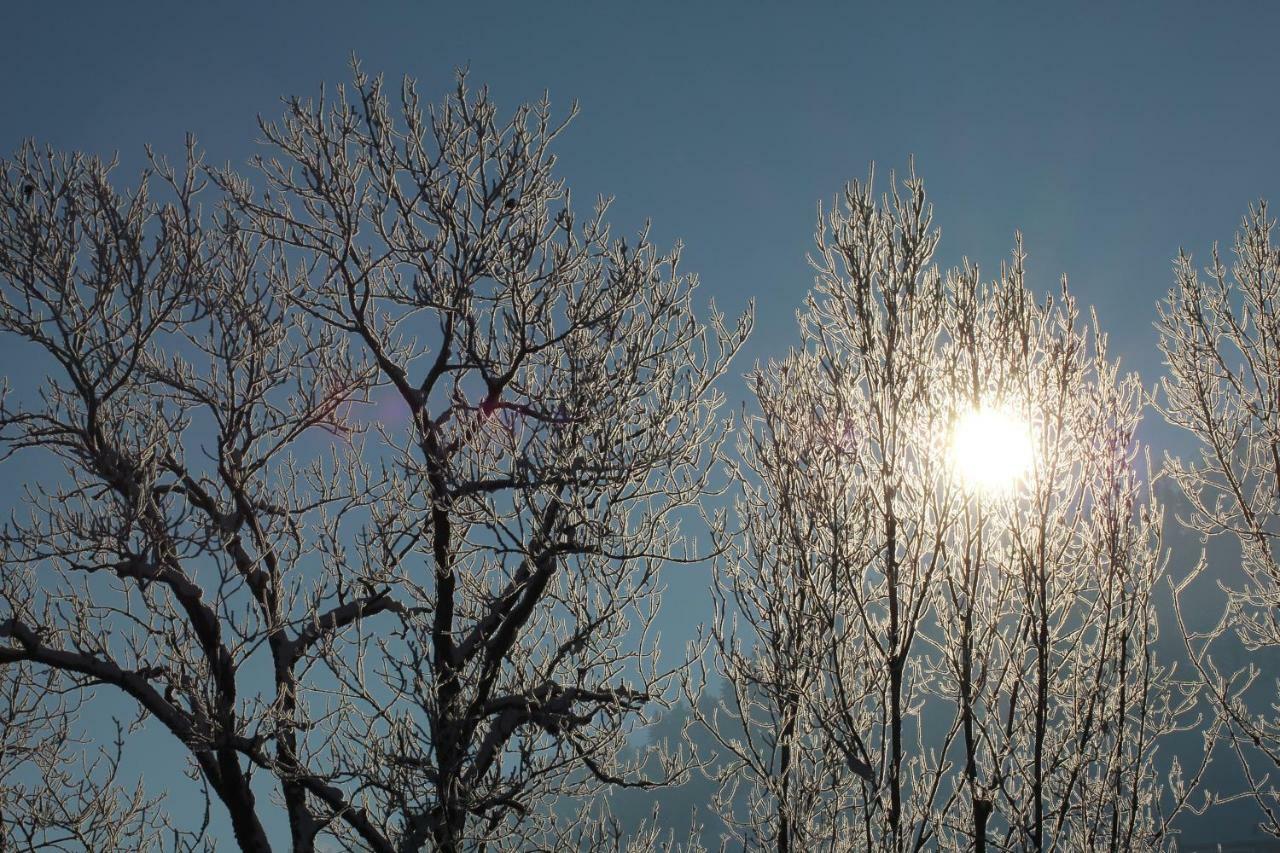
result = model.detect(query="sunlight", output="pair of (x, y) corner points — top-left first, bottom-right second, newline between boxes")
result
(949, 406), (1034, 495)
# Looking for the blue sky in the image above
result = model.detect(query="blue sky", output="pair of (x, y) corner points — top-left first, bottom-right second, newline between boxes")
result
(3, 2), (1279, 845)
(6, 3), (1278, 436)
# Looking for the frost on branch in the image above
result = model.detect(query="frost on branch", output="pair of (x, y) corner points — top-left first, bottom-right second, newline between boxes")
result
(1159, 202), (1280, 839)
(696, 168), (1207, 852)
(0, 61), (749, 852)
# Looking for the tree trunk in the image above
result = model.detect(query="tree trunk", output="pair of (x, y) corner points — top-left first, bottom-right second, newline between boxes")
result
(778, 688), (799, 853)
(1032, 569), (1048, 853)
(886, 506), (903, 852)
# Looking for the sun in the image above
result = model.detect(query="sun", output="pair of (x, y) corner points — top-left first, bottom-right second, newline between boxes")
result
(949, 406), (1034, 494)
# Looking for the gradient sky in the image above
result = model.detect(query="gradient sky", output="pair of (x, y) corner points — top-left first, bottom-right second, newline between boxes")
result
(3, 2), (1279, 845)
(5, 3), (1278, 447)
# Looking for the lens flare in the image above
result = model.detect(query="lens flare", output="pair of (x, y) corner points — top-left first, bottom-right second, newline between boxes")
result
(950, 407), (1034, 494)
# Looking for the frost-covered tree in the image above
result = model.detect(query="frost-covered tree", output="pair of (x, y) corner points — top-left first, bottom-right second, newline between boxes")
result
(0, 63), (749, 852)
(933, 255), (1204, 852)
(697, 173), (951, 852)
(1158, 202), (1280, 838)
(0, 660), (194, 851)
(700, 170), (1203, 852)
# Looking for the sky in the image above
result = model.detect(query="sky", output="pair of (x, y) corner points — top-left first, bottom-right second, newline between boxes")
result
(5, 3), (1278, 441)
(4, 0), (1257, 645)
(3, 2), (1280, 846)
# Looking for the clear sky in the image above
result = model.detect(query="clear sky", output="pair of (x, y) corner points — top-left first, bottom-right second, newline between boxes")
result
(3, 2), (1279, 845)
(5, 2), (1278, 446)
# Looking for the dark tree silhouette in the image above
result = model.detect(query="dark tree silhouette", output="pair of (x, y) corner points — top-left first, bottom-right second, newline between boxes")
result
(0, 63), (749, 852)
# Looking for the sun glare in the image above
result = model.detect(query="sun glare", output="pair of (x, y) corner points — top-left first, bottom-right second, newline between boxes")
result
(950, 407), (1034, 494)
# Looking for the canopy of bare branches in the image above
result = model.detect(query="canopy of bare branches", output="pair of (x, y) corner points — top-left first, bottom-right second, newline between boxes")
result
(694, 172), (1206, 852)
(3, 59), (1274, 853)
(0, 65), (749, 852)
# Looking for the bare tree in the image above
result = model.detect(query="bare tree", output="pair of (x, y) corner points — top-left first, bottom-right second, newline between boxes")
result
(698, 170), (1204, 852)
(1158, 201), (1280, 838)
(0, 657), (213, 852)
(695, 344), (874, 852)
(695, 171), (950, 852)
(933, 255), (1205, 852)
(0, 62), (749, 852)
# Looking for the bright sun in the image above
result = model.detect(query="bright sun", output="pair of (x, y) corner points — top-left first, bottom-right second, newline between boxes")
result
(950, 407), (1034, 494)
